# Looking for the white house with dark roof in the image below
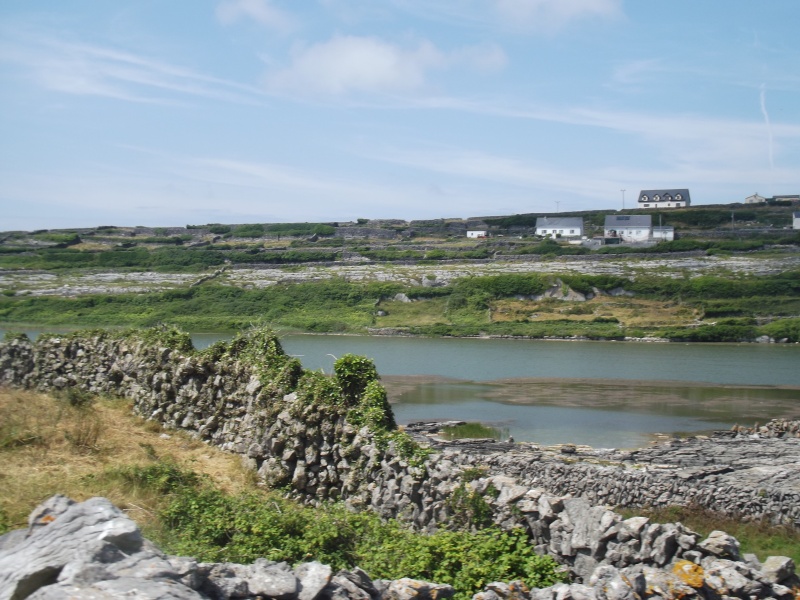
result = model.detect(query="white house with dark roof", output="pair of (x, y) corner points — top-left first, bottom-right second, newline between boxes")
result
(637, 189), (690, 208)
(535, 216), (584, 238)
(604, 215), (652, 242)
(745, 193), (767, 204)
(793, 212), (800, 230)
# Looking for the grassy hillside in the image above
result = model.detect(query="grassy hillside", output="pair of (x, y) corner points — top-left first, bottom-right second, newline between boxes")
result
(2, 272), (799, 341)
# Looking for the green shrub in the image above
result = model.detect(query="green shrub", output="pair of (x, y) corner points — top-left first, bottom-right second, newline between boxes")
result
(334, 354), (379, 406)
(158, 482), (566, 600)
(233, 224), (265, 238)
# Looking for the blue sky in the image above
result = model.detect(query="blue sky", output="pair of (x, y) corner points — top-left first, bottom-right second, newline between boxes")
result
(1, 1), (799, 230)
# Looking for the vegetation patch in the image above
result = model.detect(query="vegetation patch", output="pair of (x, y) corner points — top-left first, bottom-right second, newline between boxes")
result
(0, 388), (566, 600)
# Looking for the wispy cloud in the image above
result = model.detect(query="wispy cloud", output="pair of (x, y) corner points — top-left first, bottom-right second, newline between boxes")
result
(216, 0), (296, 32)
(0, 26), (267, 105)
(387, 0), (622, 32)
(491, 0), (622, 30)
(264, 35), (506, 97)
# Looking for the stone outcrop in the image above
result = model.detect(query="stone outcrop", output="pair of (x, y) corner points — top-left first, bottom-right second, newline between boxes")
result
(1, 329), (799, 599)
(0, 495), (450, 600)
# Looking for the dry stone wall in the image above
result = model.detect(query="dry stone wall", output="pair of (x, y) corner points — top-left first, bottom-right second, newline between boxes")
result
(1, 329), (799, 599)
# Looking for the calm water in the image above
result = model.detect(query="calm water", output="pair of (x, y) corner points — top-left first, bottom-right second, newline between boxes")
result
(5, 328), (799, 448)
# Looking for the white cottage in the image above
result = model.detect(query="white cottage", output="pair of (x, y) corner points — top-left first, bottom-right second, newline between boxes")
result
(535, 217), (584, 238)
(604, 215), (652, 242)
(793, 212), (800, 230)
(466, 230), (488, 238)
(637, 189), (690, 209)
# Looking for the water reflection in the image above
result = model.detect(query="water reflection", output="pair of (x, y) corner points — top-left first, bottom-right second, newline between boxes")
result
(384, 378), (799, 448)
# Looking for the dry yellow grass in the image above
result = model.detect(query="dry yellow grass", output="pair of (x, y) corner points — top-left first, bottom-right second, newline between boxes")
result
(0, 387), (254, 532)
(491, 297), (700, 327)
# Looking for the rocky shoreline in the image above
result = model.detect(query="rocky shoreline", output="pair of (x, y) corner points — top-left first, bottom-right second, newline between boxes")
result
(1, 329), (799, 599)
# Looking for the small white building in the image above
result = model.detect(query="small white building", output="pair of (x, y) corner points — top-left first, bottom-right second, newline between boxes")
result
(652, 226), (675, 242)
(604, 215), (652, 242)
(466, 230), (487, 238)
(637, 189), (690, 209)
(793, 212), (800, 230)
(745, 193), (766, 204)
(535, 217), (584, 238)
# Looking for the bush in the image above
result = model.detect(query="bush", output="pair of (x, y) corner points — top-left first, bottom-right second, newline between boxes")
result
(334, 354), (379, 406)
(158, 482), (567, 599)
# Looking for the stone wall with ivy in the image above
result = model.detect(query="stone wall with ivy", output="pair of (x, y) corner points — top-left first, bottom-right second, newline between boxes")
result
(0, 328), (445, 526)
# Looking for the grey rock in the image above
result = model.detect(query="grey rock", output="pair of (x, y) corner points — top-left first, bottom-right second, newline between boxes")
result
(333, 568), (380, 600)
(324, 575), (372, 600)
(296, 561), (333, 600)
(761, 555), (795, 584)
(385, 578), (456, 600)
(702, 558), (764, 598)
(28, 577), (206, 599)
(587, 565), (640, 600)
(698, 530), (741, 560)
(245, 559), (299, 599)
(0, 496), (143, 600)
(27, 494), (76, 530)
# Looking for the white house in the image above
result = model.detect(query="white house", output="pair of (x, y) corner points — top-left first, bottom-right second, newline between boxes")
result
(793, 212), (800, 230)
(745, 193), (766, 204)
(637, 189), (690, 209)
(535, 217), (584, 238)
(604, 215), (652, 242)
(466, 230), (487, 238)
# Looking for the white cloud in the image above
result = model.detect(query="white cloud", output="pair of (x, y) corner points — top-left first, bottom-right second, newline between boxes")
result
(264, 35), (506, 96)
(265, 35), (444, 95)
(216, 0), (295, 31)
(492, 0), (622, 29)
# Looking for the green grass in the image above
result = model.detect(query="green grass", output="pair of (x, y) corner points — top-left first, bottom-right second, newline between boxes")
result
(440, 422), (509, 440)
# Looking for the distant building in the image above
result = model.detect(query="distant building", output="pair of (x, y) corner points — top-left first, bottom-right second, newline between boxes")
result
(466, 230), (487, 238)
(794, 212), (800, 230)
(773, 195), (800, 203)
(535, 217), (584, 238)
(637, 189), (690, 208)
(604, 215), (652, 242)
(745, 193), (766, 204)
(652, 226), (675, 242)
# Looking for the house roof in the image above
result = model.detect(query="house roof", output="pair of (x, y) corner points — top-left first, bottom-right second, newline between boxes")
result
(638, 189), (690, 203)
(604, 214), (652, 228)
(535, 217), (583, 229)
(793, 212), (800, 218)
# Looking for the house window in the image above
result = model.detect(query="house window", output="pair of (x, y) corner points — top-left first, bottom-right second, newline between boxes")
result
(570, 230), (575, 234)
(640, 195), (648, 202)
(675, 194), (683, 201)
(654, 195), (661, 201)
(644, 203), (650, 207)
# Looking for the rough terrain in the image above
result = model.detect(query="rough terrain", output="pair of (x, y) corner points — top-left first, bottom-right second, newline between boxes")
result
(1, 329), (799, 599)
